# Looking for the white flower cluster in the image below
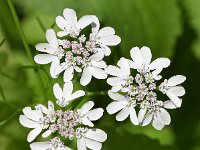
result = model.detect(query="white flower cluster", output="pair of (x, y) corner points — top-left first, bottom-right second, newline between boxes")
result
(106, 46), (186, 130)
(19, 82), (106, 150)
(34, 8), (120, 86)
(19, 7), (187, 150)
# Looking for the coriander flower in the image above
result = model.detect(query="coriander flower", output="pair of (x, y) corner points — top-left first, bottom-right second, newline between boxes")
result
(30, 137), (72, 150)
(20, 100), (107, 149)
(90, 16), (121, 56)
(34, 29), (63, 78)
(106, 91), (139, 125)
(105, 57), (132, 92)
(35, 8), (120, 85)
(56, 8), (93, 38)
(53, 81), (85, 107)
(159, 75), (186, 107)
(128, 46), (170, 80)
(19, 102), (54, 142)
(106, 46), (186, 130)
(76, 128), (107, 150)
(138, 100), (171, 130)
(77, 101), (104, 127)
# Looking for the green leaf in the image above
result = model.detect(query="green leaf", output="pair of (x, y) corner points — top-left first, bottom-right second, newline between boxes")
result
(183, 0), (200, 60)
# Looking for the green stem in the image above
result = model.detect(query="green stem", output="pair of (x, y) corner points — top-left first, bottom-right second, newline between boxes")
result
(0, 109), (21, 129)
(86, 91), (108, 96)
(0, 38), (6, 47)
(6, 0), (47, 100)
(36, 16), (46, 32)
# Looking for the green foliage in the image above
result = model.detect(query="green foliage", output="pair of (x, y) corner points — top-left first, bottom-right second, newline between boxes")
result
(0, 0), (200, 150)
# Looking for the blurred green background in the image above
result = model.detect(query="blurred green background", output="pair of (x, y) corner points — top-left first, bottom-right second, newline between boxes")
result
(0, 0), (200, 149)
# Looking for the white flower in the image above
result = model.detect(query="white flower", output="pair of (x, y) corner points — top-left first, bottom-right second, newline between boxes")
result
(56, 8), (93, 37)
(19, 105), (50, 142)
(80, 51), (108, 86)
(30, 137), (72, 150)
(138, 100), (171, 130)
(128, 46), (170, 80)
(55, 50), (107, 85)
(53, 81), (85, 107)
(105, 57), (132, 92)
(90, 16), (121, 56)
(77, 128), (107, 150)
(159, 75), (186, 107)
(106, 91), (139, 125)
(77, 101), (104, 127)
(34, 29), (62, 78)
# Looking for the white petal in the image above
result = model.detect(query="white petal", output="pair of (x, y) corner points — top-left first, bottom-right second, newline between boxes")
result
(100, 35), (121, 46)
(22, 107), (41, 121)
(163, 100), (182, 109)
(108, 91), (126, 101)
(63, 81), (73, 99)
(101, 45), (111, 56)
(87, 108), (104, 121)
(91, 61), (107, 68)
(105, 65), (126, 78)
(34, 54), (56, 64)
(107, 77), (125, 86)
(138, 108), (147, 123)
(64, 66), (74, 82)
(166, 92), (182, 107)
(56, 16), (68, 30)
(77, 138), (87, 150)
(111, 85), (122, 92)
(77, 15), (93, 29)
(86, 129), (107, 142)
(63, 8), (77, 27)
(75, 66), (82, 72)
(30, 142), (51, 150)
(89, 67), (107, 79)
(130, 47), (143, 69)
(70, 90), (85, 100)
(81, 101), (94, 114)
(80, 67), (92, 86)
(35, 43), (54, 54)
(116, 106), (130, 121)
(36, 104), (48, 114)
(141, 46), (152, 67)
(90, 51), (104, 61)
(98, 27), (115, 36)
(160, 108), (171, 125)
(152, 114), (165, 130)
(42, 130), (51, 138)
(50, 58), (60, 78)
(19, 115), (38, 128)
(168, 86), (185, 96)
(130, 107), (139, 125)
(167, 75), (186, 87)
(53, 83), (63, 100)
(81, 117), (94, 127)
(152, 68), (162, 80)
(57, 31), (68, 37)
(85, 138), (102, 150)
(106, 101), (127, 114)
(141, 112), (153, 126)
(117, 57), (130, 76)
(27, 127), (42, 142)
(91, 15), (100, 34)
(46, 29), (58, 47)
(149, 58), (170, 70)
